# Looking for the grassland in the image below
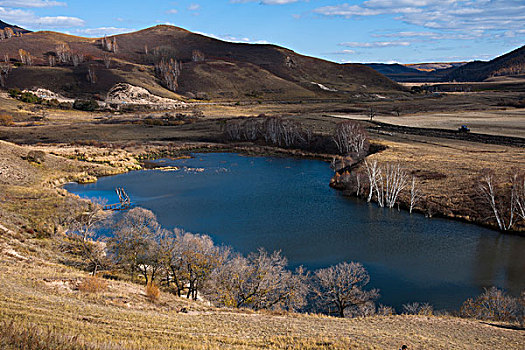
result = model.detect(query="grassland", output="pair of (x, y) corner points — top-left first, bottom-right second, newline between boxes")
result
(1, 85), (525, 348)
(1, 239), (524, 350)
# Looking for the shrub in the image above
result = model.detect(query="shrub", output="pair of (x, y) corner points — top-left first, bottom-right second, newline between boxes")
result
(402, 302), (433, 316)
(0, 113), (13, 126)
(377, 304), (396, 316)
(78, 276), (108, 294)
(58, 102), (73, 110)
(460, 287), (522, 323)
(8, 88), (21, 98)
(73, 99), (99, 111)
(19, 92), (42, 104)
(145, 282), (160, 302)
(25, 150), (46, 164)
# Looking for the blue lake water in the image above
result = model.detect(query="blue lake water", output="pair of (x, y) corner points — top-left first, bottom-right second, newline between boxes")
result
(64, 153), (525, 310)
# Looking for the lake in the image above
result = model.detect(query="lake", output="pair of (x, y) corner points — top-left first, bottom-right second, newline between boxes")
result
(64, 152), (525, 310)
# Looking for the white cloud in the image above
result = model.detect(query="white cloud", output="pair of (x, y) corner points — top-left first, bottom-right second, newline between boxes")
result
(340, 40), (411, 48)
(76, 27), (131, 37)
(314, 0), (525, 33)
(195, 31), (270, 44)
(188, 3), (200, 11)
(166, 9), (178, 14)
(0, 6), (84, 27)
(331, 49), (357, 55)
(0, 0), (65, 7)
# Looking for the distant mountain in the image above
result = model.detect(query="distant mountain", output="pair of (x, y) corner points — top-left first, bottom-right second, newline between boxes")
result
(0, 25), (404, 100)
(443, 45), (525, 82)
(366, 45), (525, 83)
(0, 20), (30, 34)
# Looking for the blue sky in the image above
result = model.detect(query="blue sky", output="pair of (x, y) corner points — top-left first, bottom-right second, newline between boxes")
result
(0, 0), (524, 63)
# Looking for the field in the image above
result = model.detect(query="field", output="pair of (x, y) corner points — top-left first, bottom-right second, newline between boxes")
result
(1, 240), (524, 350)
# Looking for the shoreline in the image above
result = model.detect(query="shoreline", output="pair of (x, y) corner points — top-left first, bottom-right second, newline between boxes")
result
(58, 140), (524, 236)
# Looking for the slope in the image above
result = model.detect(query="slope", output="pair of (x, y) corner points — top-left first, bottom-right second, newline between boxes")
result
(444, 45), (525, 82)
(0, 25), (405, 100)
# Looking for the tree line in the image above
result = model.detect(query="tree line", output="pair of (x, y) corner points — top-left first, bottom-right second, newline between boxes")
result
(64, 205), (381, 317)
(64, 204), (525, 323)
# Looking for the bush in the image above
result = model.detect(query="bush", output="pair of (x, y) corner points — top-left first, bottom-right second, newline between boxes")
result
(145, 282), (160, 302)
(8, 88), (21, 98)
(78, 276), (108, 294)
(19, 92), (42, 104)
(402, 302), (433, 316)
(0, 113), (13, 126)
(73, 99), (99, 111)
(460, 287), (522, 323)
(25, 150), (46, 164)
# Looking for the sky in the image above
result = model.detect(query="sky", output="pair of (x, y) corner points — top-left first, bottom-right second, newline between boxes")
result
(0, 0), (524, 64)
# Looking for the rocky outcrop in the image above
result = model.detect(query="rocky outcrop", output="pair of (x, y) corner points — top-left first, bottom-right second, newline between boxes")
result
(106, 83), (186, 109)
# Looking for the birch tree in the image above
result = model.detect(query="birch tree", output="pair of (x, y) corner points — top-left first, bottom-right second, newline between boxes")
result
(478, 170), (516, 231)
(333, 121), (369, 157)
(409, 176), (422, 214)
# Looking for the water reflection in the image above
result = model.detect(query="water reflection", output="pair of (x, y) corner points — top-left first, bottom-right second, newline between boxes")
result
(64, 153), (525, 310)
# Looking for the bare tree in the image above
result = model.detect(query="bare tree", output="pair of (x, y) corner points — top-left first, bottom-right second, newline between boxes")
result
(103, 53), (112, 69)
(409, 176), (421, 214)
(240, 118), (260, 141)
(460, 287), (521, 323)
(0, 56), (11, 88)
(18, 49), (32, 65)
(205, 249), (308, 311)
(4, 27), (14, 39)
(112, 37), (118, 53)
(47, 54), (56, 67)
(224, 119), (243, 140)
(383, 163), (409, 208)
(312, 261), (379, 318)
(364, 160), (380, 203)
(478, 170), (516, 231)
(333, 120), (369, 157)
(56, 43), (72, 64)
(65, 200), (107, 275)
(108, 207), (161, 283)
(155, 58), (182, 92)
(393, 106), (402, 117)
(368, 106), (376, 121)
(144, 44), (148, 55)
(192, 49), (205, 62)
(364, 161), (408, 208)
(512, 172), (525, 221)
(87, 65), (97, 84)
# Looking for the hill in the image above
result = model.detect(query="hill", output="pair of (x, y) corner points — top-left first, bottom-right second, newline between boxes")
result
(0, 25), (404, 101)
(444, 45), (525, 82)
(0, 20), (30, 34)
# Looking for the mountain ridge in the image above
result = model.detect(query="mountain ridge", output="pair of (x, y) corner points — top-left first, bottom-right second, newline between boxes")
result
(0, 24), (404, 100)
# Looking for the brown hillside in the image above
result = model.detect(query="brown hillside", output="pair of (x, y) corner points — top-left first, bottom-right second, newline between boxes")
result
(0, 25), (405, 100)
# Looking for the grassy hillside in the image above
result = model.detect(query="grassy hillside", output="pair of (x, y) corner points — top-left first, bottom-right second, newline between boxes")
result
(0, 20), (30, 34)
(444, 45), (525, 82)
(0, 25), (405, 100)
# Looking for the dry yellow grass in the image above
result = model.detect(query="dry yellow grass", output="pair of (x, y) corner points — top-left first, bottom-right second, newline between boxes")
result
(0, 255), (523, 350)
(364, 134), (525, 224)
